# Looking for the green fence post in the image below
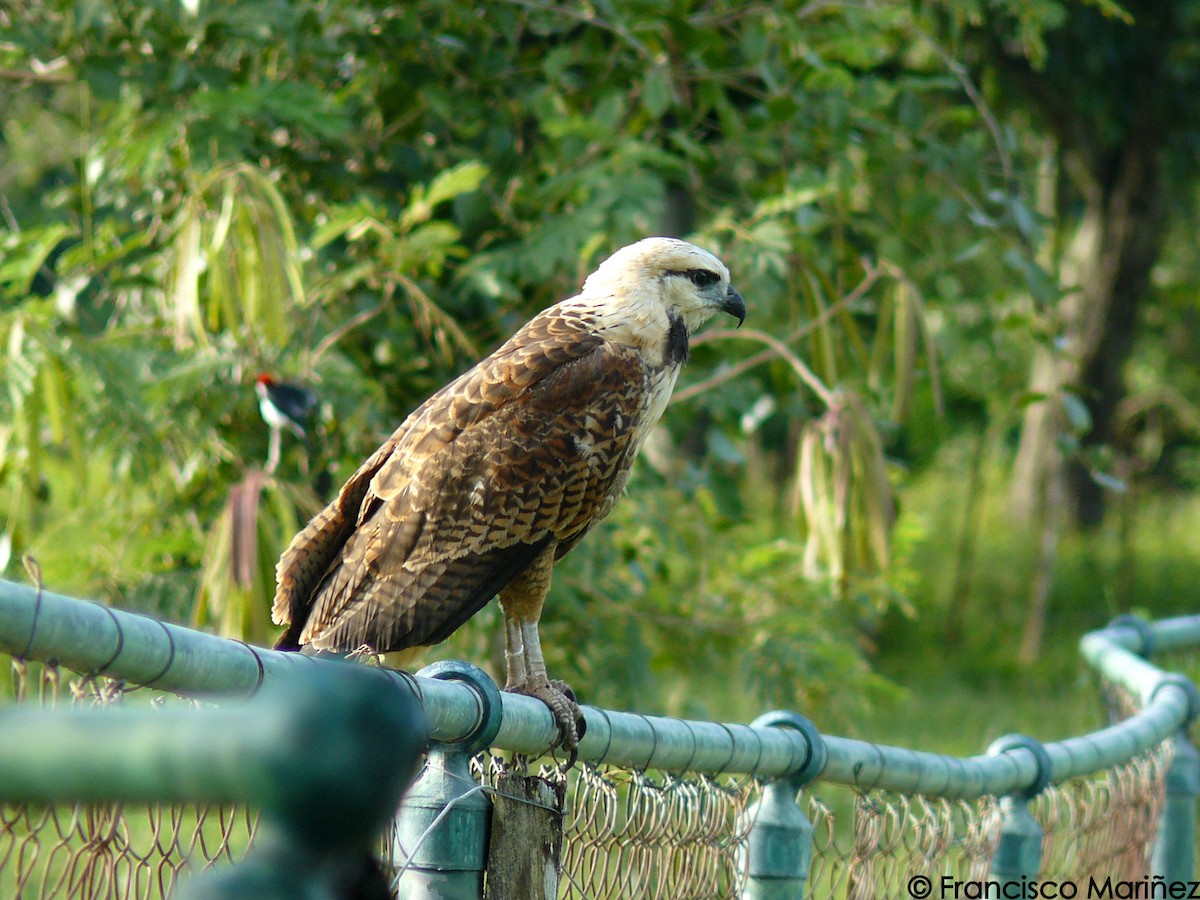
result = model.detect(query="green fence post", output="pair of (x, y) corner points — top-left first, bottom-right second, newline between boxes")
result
(1107, 615), (1200, 881)
(393, 661), (503, 900)
(987, 734), (1052, 881)
(739, 711), (827, 899)
(1149, 675), (1200, 880)
(1153, 729), (1200, 880)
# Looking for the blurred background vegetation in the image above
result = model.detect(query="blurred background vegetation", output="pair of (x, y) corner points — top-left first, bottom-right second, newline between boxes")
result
(3, 0), (1200, 746)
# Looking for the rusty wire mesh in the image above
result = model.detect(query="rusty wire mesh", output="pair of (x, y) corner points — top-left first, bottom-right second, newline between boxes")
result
(466, 735), (1169, 899)
(0, 658), (259, 900)
(469, 752), (763, 899)
(1036, 743), (1170, 880)
(0, 650), (1181, 900)
(796, 746), (1167, 898)
(805, 787), (1000, 898)
(557, 761), (759, 899)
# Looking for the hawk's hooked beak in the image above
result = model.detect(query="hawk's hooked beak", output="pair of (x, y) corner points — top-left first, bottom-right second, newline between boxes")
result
(722, 286), (746, 328)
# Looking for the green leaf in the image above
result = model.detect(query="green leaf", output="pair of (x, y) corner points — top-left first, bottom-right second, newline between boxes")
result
(752, 182), (837, 220)
(312, 200), (384, 249)
(0, 225), (74, 299)
(642, 66), (673, 118)
(192, 83), (350, 140)
(1055, 432), (1081, 455)
(1003, 249), (1059, 305)
(165, 164), (305, 348)
(1008, 196), (1040, 242)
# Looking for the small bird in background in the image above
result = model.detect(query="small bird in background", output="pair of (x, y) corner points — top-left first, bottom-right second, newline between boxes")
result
(271, 237), (745, 754)
(255, 374), (319, 474)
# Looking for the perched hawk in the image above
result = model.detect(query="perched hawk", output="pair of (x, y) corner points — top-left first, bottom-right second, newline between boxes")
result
(272, 237), (745, 750)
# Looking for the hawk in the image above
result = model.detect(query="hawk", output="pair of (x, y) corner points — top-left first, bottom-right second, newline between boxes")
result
(272, 237), (745, 750)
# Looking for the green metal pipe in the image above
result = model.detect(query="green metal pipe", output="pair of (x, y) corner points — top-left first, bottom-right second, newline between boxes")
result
(0, 579), (821, 778)
(0, 578), (488, 745)
(1080, 630), (1176, 704)
(0, 661), (427, 898)
(1149, 615), (1200, 652)
(0, 578), (1195, 802)
(739, 712), (824, 900)
(987, 736), (1050, 880)
(989, 797), (1042, 879)
(1152, 731), (1200, 881)
(0, 662), (424, 843)
(1047, 688), (1189, 779)
(0, 577), (275, 694)
(394, 662), (503, 900)
(819, 739), (1037, 800)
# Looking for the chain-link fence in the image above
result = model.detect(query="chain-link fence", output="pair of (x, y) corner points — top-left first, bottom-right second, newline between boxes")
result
(0, 578), (1195, 898)
(555, 763), (758, 898)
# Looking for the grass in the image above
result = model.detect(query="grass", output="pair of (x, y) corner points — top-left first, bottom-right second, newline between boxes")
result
(798, 440), (1200, 764)
(769, 450), (1200, 897)
(854, 672), (1106, 755)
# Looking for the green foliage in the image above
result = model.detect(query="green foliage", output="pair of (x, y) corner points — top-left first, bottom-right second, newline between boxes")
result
(5, 0), (1174, 719)
(166, 163), (305, 350)
(194, 473), (320, 645)
(883, 436), (1200, 688)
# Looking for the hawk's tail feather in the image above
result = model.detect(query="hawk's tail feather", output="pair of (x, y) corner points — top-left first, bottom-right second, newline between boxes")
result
(271, 437), (400, 628)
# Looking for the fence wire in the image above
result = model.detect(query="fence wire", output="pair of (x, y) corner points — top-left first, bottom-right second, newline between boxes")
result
(1036, 744), (1170, 880)
(557, 761), (758, 899)
(0, 651), (1181, 899)
(467, 732), (1168, 899)
(805, 789), (1000, 898)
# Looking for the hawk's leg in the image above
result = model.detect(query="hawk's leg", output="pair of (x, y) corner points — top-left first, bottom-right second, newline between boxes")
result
(498, 543), (585, 754)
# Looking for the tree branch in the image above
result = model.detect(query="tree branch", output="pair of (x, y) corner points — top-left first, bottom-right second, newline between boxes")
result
(675, 262), (882, 405)
(689, 326), (835, 408)
(0, 63), (71, 83)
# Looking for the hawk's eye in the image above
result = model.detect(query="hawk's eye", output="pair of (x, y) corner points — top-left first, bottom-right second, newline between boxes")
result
(683, 269), (720, 288)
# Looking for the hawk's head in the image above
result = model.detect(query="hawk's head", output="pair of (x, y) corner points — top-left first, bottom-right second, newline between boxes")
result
(578, 237), (745, 366)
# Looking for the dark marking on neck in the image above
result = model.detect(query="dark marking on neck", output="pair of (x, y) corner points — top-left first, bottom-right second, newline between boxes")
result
(665, 314), (689, 366)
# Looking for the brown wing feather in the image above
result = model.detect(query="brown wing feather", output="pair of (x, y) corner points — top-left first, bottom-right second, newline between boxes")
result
(271, 437), (399, 649)
(273, 306), (654, 653)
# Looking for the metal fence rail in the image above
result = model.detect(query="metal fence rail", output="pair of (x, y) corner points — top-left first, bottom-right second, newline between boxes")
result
(0, 576), (1197, 897)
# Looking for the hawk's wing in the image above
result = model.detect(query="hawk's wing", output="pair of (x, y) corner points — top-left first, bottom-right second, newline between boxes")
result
(273, 307), (654, 653)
